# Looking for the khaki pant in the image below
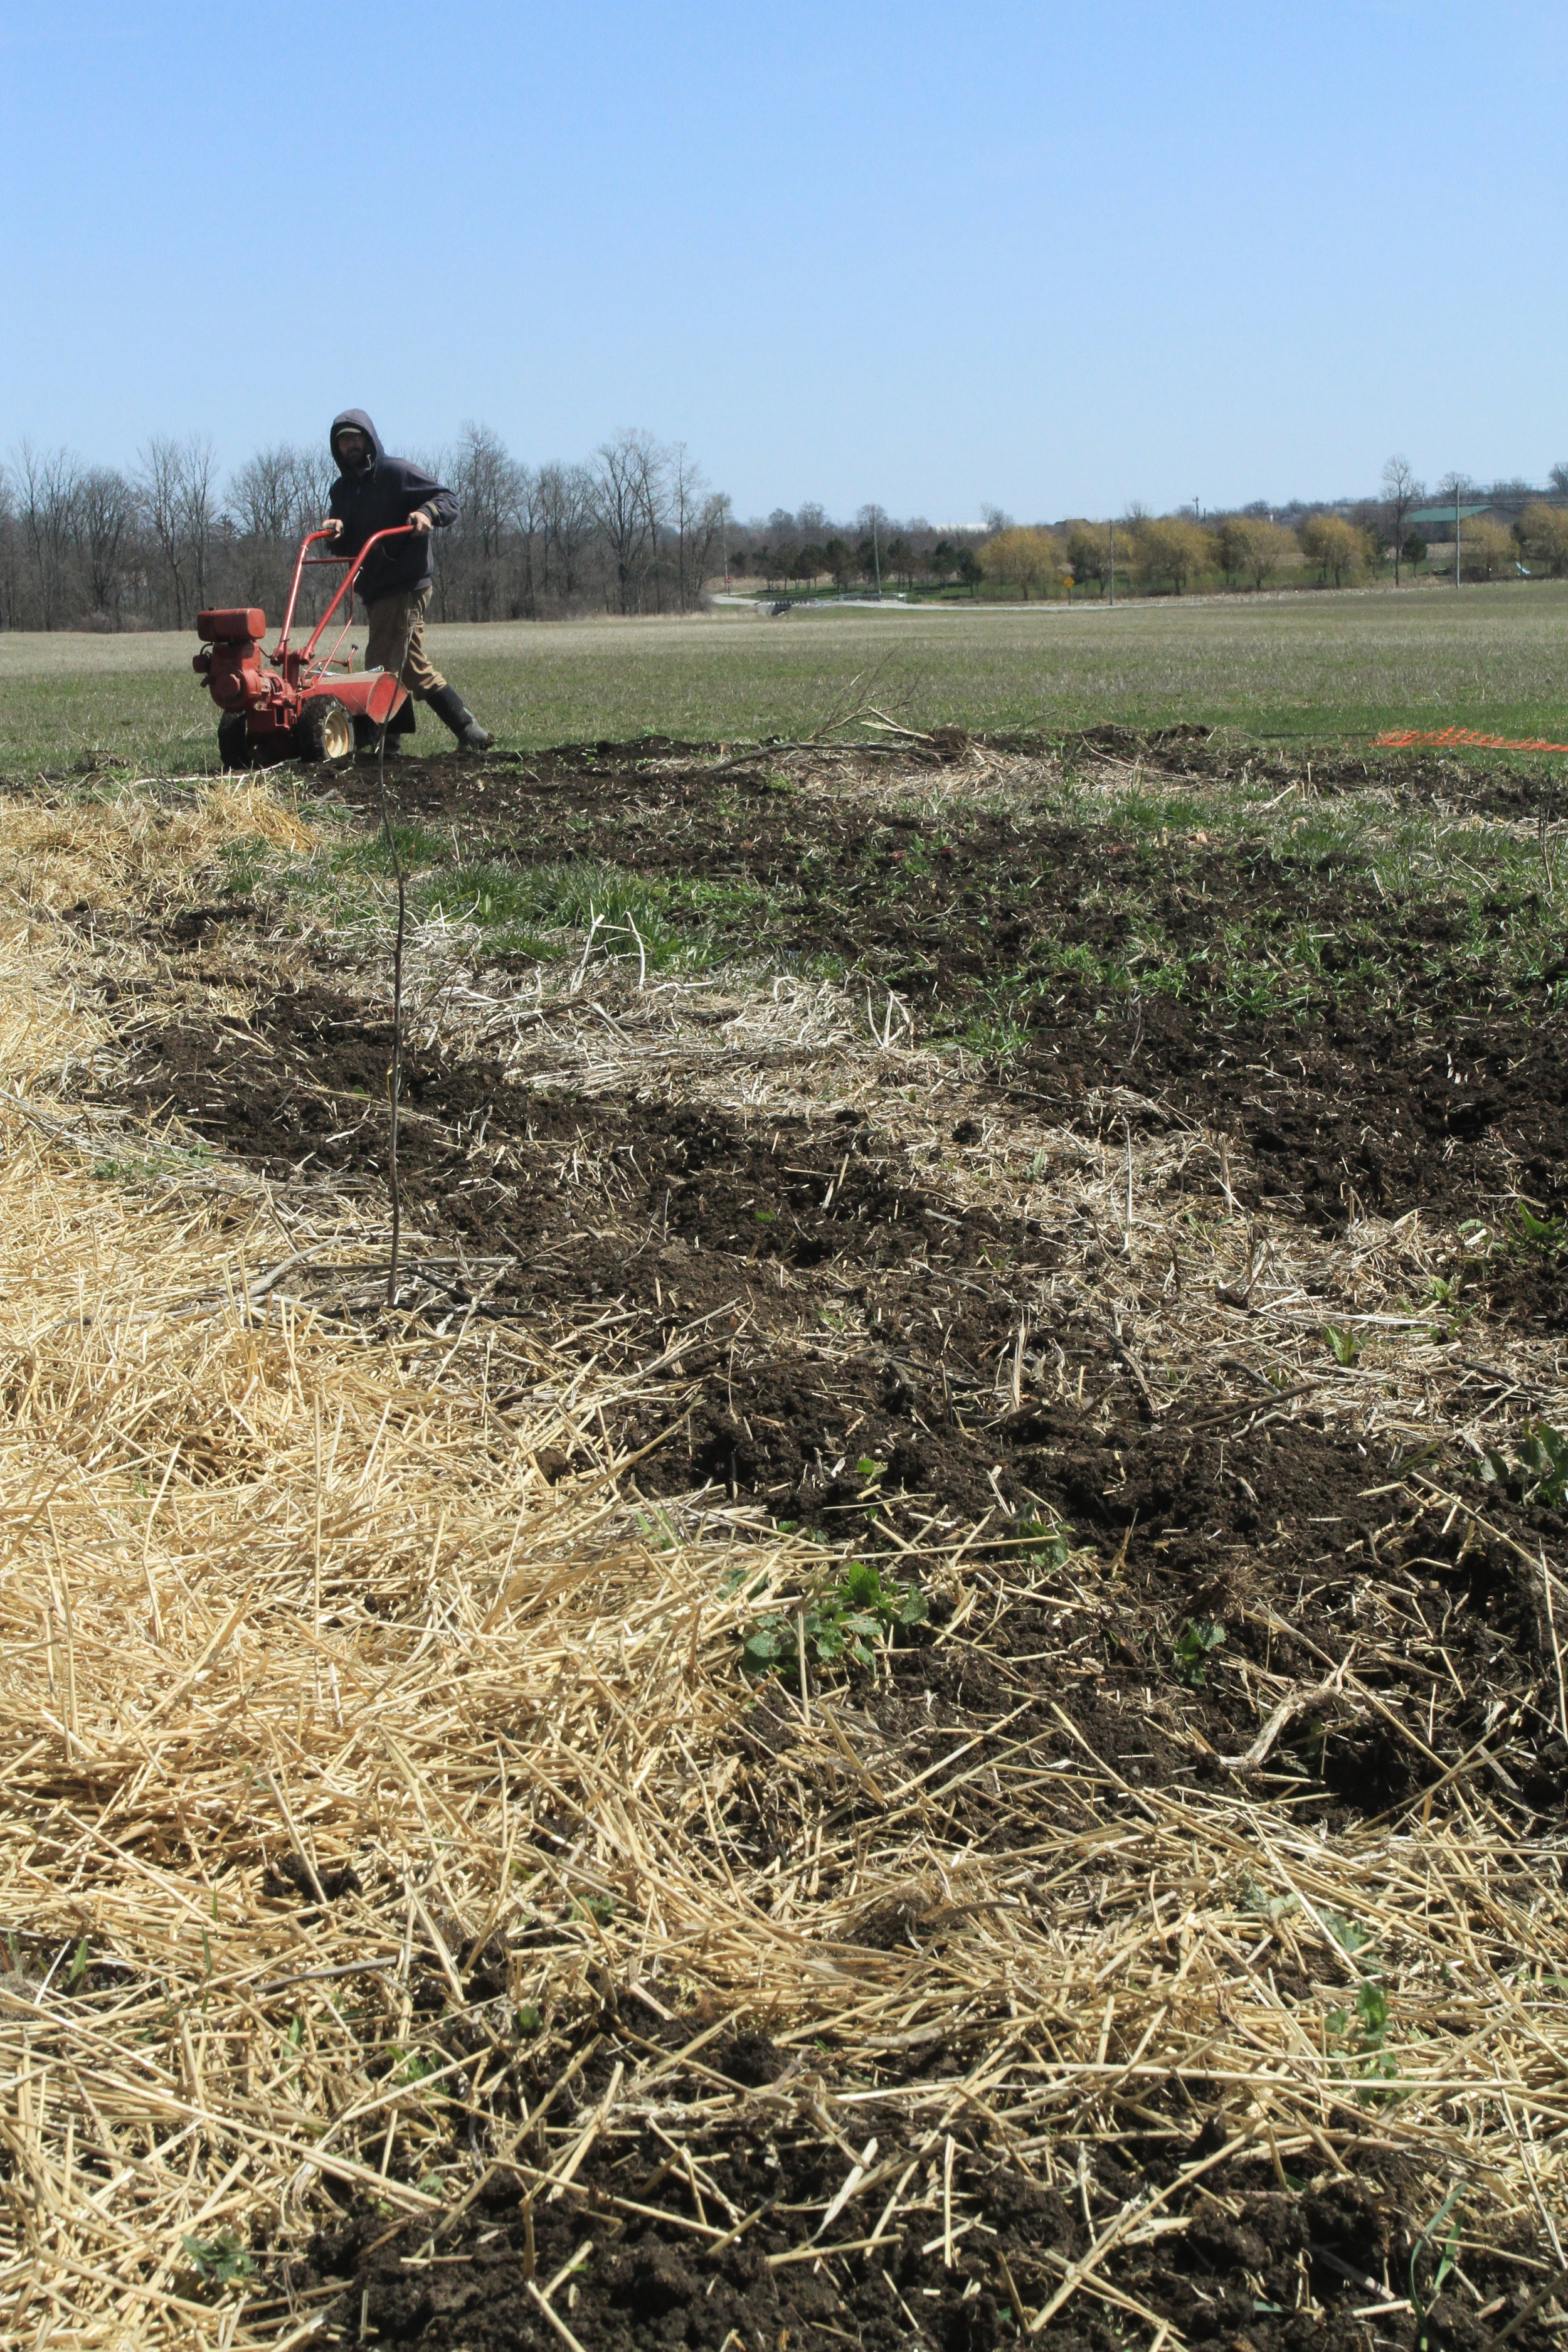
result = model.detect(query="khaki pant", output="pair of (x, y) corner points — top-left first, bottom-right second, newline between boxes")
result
(364, 585), (446, 700)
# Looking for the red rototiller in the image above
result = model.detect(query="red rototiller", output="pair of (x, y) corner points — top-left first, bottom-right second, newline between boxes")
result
(193, 524), (415, 768)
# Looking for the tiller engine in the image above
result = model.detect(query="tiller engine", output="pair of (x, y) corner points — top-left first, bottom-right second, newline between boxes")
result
(193, 524), (415, 768)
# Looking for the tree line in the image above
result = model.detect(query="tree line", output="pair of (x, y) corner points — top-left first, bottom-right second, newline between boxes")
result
(726, 504), (989, 596)
(737, 462), (1568, 603)
(8, 430), (1568, 630)
(0, 425), (729, 631)
(973, 475), (1568, 600)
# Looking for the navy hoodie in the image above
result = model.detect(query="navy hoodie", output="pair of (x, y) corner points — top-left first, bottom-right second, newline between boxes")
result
(327, 410), (458, 604)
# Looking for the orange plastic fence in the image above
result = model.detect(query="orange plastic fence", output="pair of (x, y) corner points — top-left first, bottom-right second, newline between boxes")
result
(1374, 725), (1568, 752)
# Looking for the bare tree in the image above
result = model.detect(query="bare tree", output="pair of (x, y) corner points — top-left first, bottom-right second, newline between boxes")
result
(139, 440), (187, 625)
(537, 462), (594, 605)
(139, 435), (220, 626)
(0, 470), (21, 630)
(591, 429), (668, 613)
(181, 437), (221, 617)
(630, 433), (670, 612)
(1381, 455), (1424, 586)
(230, 445), (302, 544)
(668, 446), (724, 610)
(448, 421), (521, 621)
(511, 463), (546, 617)
(9, 442), (82, 628)
(74, 467), (135, 621)
(228, 443), (318, 607)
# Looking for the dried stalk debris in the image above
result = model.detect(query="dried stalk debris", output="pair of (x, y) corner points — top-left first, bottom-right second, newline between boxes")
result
(0, 776), (1562, 2346)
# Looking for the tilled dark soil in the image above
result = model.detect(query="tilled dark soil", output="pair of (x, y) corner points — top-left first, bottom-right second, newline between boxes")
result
(324, 739), (1568, 1265)
(278, 2017), (1558, 2352)
(109, 979), (1566, 1822)
(73, 736), (1568, 2343)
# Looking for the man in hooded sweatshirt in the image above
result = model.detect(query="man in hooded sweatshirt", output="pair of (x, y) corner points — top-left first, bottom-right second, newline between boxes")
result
(320, 410), (494, 752)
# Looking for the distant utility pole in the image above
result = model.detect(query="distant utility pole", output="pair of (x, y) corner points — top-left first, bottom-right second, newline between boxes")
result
(1108, 520), (1115, 607)
(871, 514), (882, 596)
(1454, 482), (1461, 590)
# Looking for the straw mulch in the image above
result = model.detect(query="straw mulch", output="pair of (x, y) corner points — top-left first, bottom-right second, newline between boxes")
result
(0, 790), (1564, 2345)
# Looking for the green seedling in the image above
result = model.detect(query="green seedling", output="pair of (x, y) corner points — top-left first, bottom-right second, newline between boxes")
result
(1006, 1515), (1074, 1571)
(1354, 1977), (1391, 2043)
(1172, 1618), (1225, 1686)
(572, 1893), (617, 1929)
(1324, 1325), (1361, 1367)
(181, 2230), (255, 2288)
(66, 1937), (90, 1993)
(1320, 1907), (1372, 1959)
(1325, 1946), (1402, 2099)
(1513, 1205), (1568, 1254)
(1481, 1418), (1568, 1508)
(397, 2048), (442, 2084)
(718, 1563), (769, 1599)
(514, 2004), (543, 2037)
(1409, 2184), (1465, 2351)
(742, 1559), (927, 1676)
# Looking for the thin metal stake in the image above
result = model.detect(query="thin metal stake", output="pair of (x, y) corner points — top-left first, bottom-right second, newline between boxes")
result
(374, 615), (417, 1308)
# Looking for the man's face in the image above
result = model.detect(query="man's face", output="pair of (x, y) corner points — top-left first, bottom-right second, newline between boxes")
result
(336, 430), (369, 469)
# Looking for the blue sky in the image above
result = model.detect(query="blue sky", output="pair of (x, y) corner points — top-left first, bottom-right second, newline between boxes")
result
(3, 1), (1563, 522)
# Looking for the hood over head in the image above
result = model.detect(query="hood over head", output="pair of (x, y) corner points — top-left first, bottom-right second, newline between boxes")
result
(330, 409), (383, 474)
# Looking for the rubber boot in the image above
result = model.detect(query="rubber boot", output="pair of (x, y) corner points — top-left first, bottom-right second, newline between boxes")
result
(427, 683), (495, 752)
(385, 697), (417, 755)
(358, 699), (416, 758)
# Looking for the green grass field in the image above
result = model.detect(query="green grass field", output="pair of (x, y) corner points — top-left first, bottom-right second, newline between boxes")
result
(4, 581), (1568, 776)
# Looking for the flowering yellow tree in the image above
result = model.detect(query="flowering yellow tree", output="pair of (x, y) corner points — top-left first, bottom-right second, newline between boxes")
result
(978, 527), (1062, 601)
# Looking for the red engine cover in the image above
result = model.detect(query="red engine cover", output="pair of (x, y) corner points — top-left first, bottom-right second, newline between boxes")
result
(196, 608), (267, 642)
(202, 640), (267, 711)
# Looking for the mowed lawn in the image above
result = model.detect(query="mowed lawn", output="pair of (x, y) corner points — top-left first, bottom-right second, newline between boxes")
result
(3, 581), (1568, 775)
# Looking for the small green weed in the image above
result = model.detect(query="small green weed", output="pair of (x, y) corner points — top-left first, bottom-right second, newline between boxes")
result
(1172, 1618), (1225, 1686)
(1320, 1907), (1372, 1959)
(1322, 1911), (1402, 2099)
(1481, 1419), (1568, 1508)
(1409, 2185), (1465, 2349)
(572, 1893), (617, 1928)
(181, 2229), (255, 2287)
(1323, 1325), (1362, 1367)
(1242, 1880), (1300, 1925)
(1512, 1205), (1568, 1254)
(742, 1559), (927, 1675)
(1324, 1978), (1399, 2089)
(1005, 1515), (1074, 1571)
